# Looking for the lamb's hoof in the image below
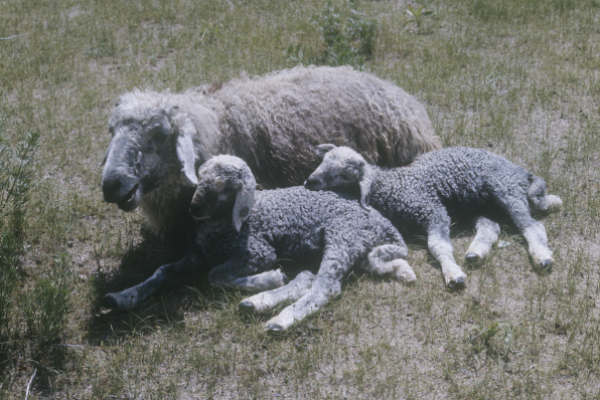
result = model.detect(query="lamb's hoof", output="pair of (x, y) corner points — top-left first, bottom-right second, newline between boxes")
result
(265, 322), (285, 333)
(465, 252), (481, 264)
(239, 300), (257, 314)
(539, 259), (553, 273)
(447, 276), (466, 291)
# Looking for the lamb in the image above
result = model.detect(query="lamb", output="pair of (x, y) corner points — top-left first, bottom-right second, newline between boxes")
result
(305, 145), (563, 288)
(101, 65), (441, 237)
(104, 155), (416, 331)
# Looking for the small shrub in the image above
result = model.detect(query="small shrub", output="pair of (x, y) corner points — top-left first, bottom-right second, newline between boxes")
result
(287, 0), (377, 67)
(0, 116), (39, 373)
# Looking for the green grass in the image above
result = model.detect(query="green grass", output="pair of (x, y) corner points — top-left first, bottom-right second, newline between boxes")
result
(1, 0), (600, 398)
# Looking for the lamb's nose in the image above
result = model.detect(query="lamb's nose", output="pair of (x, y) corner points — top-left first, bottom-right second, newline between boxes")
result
(304, 177), (319, 189)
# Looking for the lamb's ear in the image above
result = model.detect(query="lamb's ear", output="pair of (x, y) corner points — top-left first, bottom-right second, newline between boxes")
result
(175, 115), (199, 185)
(232, 169), (256, 232)
(359, 164), (374, 209)
(315, 143), (337, 159)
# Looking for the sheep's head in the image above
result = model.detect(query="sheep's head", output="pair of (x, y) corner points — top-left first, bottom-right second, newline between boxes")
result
(189, 155), (256, 232)
(305, 144), (373, 207)
(101, 91), (206, 211)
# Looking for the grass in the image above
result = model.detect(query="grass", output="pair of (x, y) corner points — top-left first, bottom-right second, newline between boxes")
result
(1, 0), (600, 398)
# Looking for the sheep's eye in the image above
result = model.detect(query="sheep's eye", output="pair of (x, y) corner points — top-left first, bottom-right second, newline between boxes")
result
(149, 125), (168, 145)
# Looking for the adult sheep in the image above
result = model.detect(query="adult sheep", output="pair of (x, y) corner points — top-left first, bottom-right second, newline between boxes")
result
(101, 65), (441, 236)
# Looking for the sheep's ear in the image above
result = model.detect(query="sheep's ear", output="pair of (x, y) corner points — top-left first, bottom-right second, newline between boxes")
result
(359, 165), (374, 209)
(232, 170), (256, 233)
(315, 143), (337, 159)
(101, 145), (110, 167)
(175, 116), (199, 185)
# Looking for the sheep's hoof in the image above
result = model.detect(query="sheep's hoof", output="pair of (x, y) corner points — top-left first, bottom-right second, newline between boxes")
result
(265, 322), (285, 333)
(464, 252), (483, 266)
(103, 292), (137, 310)
(239, 300), (257, 314)
(447, 276), (466, 291)
(539, 259), (553, 273)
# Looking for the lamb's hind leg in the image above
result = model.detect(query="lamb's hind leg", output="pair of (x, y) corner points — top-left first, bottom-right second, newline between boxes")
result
(427, 210), (467, 289)
(465, 216), (501, 265)
(499, 195), (554, 270)
(366, 244), (416, 283)
(265, 250), (350, 331)
(239, 271), (315, 314)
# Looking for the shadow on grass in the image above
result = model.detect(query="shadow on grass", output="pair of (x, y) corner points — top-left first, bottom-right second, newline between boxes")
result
(85, 206), (550, 343)
(85, 227), (323, 344)
(85, 228), (218, 345)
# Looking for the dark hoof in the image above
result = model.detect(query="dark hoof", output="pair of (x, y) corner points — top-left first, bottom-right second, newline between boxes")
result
(539, 259), (553, 272)
(103, 292), (137, 310)
(465, 252), (482, 266)
(239, 300), (256, 314)
(447, 276), (466, 291)
(266, 323), (285, 333)
(103, 293), (121, 309)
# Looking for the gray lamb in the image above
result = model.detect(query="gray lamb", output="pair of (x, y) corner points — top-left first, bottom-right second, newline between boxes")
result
(305, 145), (562, 288)
(105, 155), (416, 332)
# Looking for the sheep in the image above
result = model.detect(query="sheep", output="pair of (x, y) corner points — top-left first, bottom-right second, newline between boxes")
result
(101, 65), (441, 237)
(104, 155), (416, 331)
(305, 144), (563, 288)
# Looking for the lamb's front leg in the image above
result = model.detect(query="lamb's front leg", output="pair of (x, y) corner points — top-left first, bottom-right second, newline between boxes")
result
(104, 255), (196, 310)
(465, 216), (501, 265)
(209, 238), (285, 292)
(265, 253), (348, 331)
(427, 216), (467, 289)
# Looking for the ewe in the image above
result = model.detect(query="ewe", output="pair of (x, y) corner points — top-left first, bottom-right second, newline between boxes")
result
(101, 66), (440, 237)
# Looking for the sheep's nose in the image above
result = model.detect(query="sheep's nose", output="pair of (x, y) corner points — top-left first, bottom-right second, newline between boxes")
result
(102, 172), (138, 204)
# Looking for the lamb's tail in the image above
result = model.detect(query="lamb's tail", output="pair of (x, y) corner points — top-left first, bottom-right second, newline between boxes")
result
(527, 175), (562, 213)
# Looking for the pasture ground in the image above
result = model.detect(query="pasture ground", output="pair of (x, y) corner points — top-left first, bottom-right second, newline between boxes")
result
(1, 0), (599, 398)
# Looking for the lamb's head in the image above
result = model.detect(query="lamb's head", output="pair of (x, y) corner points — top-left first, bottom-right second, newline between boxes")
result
(101, 90), (212, 212)
(305, 144), (374, 207)
(189, 155), (256, 232)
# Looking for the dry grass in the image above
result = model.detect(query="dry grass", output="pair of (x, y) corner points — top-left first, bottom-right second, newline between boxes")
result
(1, 0), (600, 398)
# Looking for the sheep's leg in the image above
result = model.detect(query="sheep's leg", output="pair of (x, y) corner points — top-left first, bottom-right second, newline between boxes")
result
(366, 244), (416, 283)
(208, 241), (285, 292)
(498, 195), (553, 270)
(239, 271), (316, 314)
(427, 212), (467, 289)
(465, 216), (501, 265)
(104, 255), (195, 310)
(265, 251), (349, 331)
